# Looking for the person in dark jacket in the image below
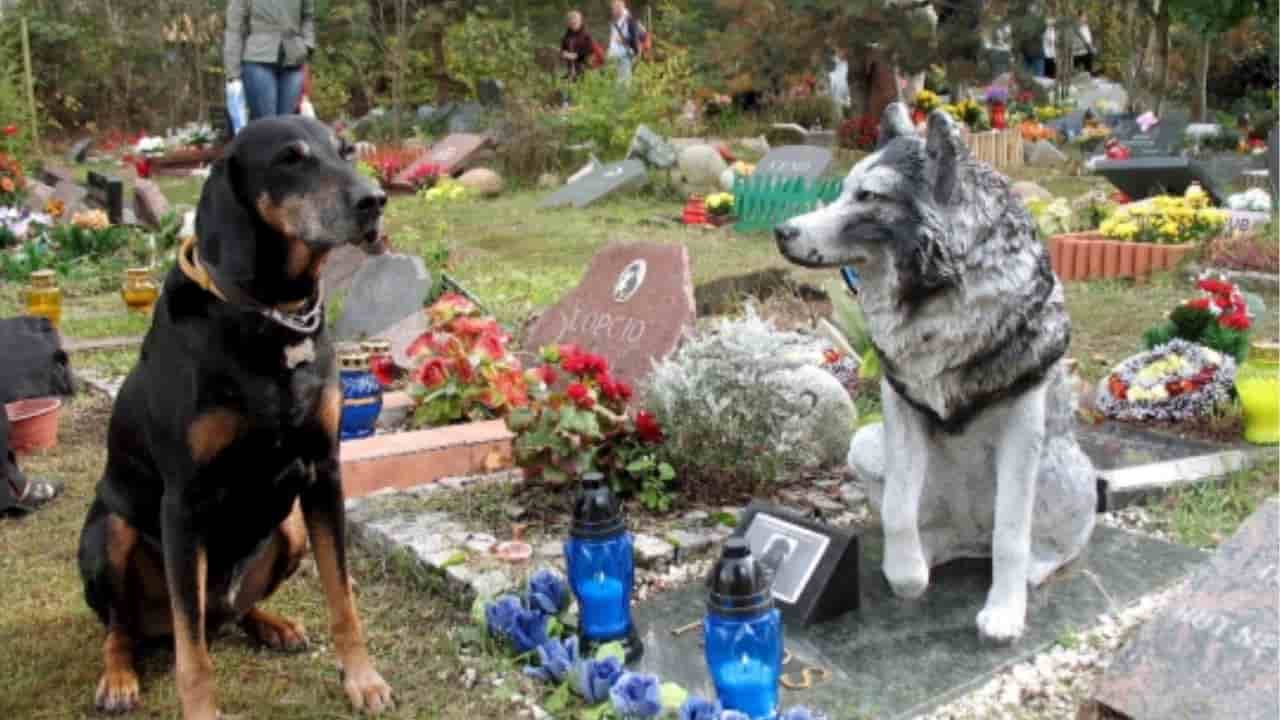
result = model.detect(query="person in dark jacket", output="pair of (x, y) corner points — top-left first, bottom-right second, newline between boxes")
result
(225, 0), (315, 121)
(561, 10), (596, 80)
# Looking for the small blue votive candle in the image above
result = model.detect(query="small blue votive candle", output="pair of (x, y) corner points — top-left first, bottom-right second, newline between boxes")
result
(705, 537), (782, 720)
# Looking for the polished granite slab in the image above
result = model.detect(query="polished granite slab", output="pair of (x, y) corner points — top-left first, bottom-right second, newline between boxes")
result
(1073, 420), (1226, 472)
(632, 525), (1207, 720)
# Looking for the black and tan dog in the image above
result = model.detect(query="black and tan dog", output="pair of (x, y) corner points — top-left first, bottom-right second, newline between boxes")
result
(78, 116), (392, 718)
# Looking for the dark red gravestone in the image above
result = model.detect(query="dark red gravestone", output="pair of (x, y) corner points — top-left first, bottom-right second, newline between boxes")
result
(1092, 499), (1279, 720)
(525, 243), (695, 388)
(133, 179), (170, 228)
(391, 134), (492, 189)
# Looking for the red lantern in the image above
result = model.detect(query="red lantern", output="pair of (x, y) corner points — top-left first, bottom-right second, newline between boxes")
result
(682, 196), (708, 226)
(911, 108), (926, 125)
(990, 102), (1007, 130)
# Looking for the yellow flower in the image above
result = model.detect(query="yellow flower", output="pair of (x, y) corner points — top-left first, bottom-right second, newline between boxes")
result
(1160, 221), (1180, 238)
(1184, 183), (1208, 208)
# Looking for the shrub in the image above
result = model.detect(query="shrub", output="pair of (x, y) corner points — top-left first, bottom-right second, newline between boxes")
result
(444, 14), (549, 103)
(838, 114), (878, 151)
(494, 96), (573, 182)
(1202, 230), (1280, 273)
(562, 47), (695, 158)
(642, 308), (854, 492)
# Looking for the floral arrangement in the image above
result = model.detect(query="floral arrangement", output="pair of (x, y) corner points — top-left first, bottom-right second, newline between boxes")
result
(507, 344), (674, 509)
(1096, 339), (1236, 423)
(942, 98), (990, 131)
(1073, 125), (1111, 152)
(478, 570), (828, 720)
(406, 293), (528, 427)
(422, 177), (470, 203)
(1142, 276), (1253, 362)
(404, 161), (443, 189)
(359, 145), (427, 188)
(705, 193), (734, 217)
(1099, 188), (1227, 245)
(837, 114), (879, 151)
(1025, 197), (1073, 238)
(1033, 105), (1068, 122)
(983, 86), (1009, 106)
(0, 151), (26, 206)
(134, 136), (168, 157)
(1227, 188), (1271, 212)
(913, 89), (941, 116)
(1018, 120), (1056, 142)
(0, 206), (50, 246)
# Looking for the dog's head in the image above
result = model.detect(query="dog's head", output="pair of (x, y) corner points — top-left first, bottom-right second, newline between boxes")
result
(195, 116), (386, 305)
(775, 103), (968, 304)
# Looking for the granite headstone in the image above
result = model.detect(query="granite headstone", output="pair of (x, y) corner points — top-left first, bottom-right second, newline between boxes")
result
(66, 137), (94, 164)
(1093, 500), (1279, 720)
(320, 244), (369, 300)
(755, 145), (834, 181)
(86, 171), (126, 225)
(538, 160), (647, 209)
(1110, 111), (1189, 158)
(627, 125), (678, 169)
(133, 179), (170, 229)
(334, 253), (432, 342)
(524, 242), (694, 388)
(392, 134), (492, 186)
(1095, 157), (1227, 204)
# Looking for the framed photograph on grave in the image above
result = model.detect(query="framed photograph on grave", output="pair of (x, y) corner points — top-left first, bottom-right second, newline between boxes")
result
(732, 501), (859, 626)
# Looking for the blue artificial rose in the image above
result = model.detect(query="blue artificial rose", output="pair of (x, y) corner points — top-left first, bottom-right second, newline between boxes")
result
(778, 707), (828, 720)
(677, 696), (722, 720)
(523, 636), (579, 684)
(610, 672), (662, 719)
(484, 595), (523, 641)
(527, 568), (570, 616)
(571, 656), (625, 704)
(510, 606), (550, 654)
(718, 711), (751, 720)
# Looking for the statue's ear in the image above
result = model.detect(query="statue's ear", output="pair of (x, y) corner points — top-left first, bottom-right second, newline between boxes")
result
(924, 110), (966, 205)
(877, 103), (914, 148)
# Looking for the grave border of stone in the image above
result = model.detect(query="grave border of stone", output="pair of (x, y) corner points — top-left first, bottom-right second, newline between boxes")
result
(1097, 447), (1272, 511)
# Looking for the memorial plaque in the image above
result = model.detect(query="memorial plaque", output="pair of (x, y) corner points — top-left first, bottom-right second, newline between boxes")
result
(1226, 210), (1270, 235)
(86, 170), (125, 225)
(524, 242), (693, 388)
(755, 145), (833, 181)
(733, 502), (860, 626)
(1094, 500), (1279, 720)
(1110, 111), (1188, 158)
(391, 133), (491, 186)
(538, 160), (648, 209)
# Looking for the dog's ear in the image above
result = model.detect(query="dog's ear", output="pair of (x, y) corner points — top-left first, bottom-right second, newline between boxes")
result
(195, 154), (258, 292)
(878, 103), (914, 148)
(924, 110), (966, 205)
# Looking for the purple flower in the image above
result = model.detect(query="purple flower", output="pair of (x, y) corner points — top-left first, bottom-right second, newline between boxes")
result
(527, 568), (569, 615)
(522, 636), (579, 684)
(484, 595), (522, 641)
(509, 606), (549, 654)
(677, 696), (722, 720)
(610, 672), (662, 719)
(779, 707), (829, 720)
(983, 85), (1009, 104)
(571, 656), (624, 704)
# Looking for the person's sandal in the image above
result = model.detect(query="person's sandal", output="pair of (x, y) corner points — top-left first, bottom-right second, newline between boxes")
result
(2, 476), (63, 516)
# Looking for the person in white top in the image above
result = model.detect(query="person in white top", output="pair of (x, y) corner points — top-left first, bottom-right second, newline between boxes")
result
(608, 0), (644, 84)
(1072, 11), (1094, 76)
(1042, 21), (1057, 79)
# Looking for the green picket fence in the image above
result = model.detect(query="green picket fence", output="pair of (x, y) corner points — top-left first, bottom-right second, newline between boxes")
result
(731, 175), (844, 233)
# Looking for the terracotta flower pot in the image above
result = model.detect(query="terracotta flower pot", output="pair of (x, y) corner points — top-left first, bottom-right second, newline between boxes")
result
(1087, 241), (1105, 278)
(1102, 241), (1122, 278)
(6, 397), (62, 455)
(1134, 244), (1153, 276)
(1048, 232), (1194, 282)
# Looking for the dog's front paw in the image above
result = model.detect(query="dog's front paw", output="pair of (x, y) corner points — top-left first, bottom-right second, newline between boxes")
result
(883, 539), (930, 599)
(976, 602), (1027, 644)
(343, 664), (394, 714)
(95, 666), (141, 714)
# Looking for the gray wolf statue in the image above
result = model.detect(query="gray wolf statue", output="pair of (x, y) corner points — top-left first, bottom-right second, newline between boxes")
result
(774, 103), (1096, 643)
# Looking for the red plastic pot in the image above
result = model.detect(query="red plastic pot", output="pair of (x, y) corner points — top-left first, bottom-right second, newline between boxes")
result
(6, 397), (62, 455)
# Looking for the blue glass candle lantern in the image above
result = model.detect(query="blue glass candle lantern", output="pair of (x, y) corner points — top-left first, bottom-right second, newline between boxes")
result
(564, 471), (644, 663)
(705, 538), (782, 720)
(339, 350), (383, 440)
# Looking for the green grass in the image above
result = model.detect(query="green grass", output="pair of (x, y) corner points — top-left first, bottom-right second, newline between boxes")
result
(0, 394), (514, 720)
(1147, 459), (1280, 548)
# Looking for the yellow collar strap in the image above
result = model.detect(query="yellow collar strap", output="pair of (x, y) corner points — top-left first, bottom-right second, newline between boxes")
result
(176, 236), (323, 333)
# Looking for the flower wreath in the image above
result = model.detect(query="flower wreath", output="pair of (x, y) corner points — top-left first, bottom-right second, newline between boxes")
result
(1096, 339), (1237, 423)
(478, 569), (828, 720)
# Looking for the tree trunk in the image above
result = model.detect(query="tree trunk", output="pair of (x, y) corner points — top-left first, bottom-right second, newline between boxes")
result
(1152, 2), (1170, 115)
(1194, 36), (1210, 122)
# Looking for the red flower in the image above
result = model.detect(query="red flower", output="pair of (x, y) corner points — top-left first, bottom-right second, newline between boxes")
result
(474, 331), (507, 361)
(1220, 311), (1251, 331)
(1110, 192), (1131, 205)
(599, 374), (633, 403)
(823, 349), (842, 365)
(566, 382), (594, 409)
(370, 355), (396, 387)
(634, 411), (664, 444)
(1186, 297), (1212, 311)
(534, 365), (557, 386)
(453, 357), (475, 383)
(414, 357), (450, 388)
(561, 348), (589, 376)
(1197, 279), (1233, 296)
(582, 353), (609, 377)
(492, 369), (529, 408)
(1214, 295), (1233, 310)
(2, 125), (16, 137)
(428, 292), (476, 325)
(451, 316), (501, 338)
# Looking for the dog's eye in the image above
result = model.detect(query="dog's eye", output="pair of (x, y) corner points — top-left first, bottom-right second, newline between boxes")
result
(338, 144), (356, 162)
(855, 190), (873, 202)
(277, 141), (311, 165)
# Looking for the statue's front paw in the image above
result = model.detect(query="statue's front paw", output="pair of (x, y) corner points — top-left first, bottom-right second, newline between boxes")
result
(976, 600), (1026, 644)
(883, 539), (930, 599)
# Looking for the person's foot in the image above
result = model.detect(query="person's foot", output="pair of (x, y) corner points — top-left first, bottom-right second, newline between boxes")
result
(5, 477), (63, 515)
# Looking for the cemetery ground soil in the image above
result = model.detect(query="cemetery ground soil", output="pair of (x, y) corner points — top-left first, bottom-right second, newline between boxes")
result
(0, 391), (519, 720)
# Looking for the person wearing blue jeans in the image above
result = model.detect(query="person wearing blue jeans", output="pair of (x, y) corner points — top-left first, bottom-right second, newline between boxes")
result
(225, 0), (315, 122)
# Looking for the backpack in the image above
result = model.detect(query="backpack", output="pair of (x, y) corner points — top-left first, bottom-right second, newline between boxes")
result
(589, 40), (606, 69)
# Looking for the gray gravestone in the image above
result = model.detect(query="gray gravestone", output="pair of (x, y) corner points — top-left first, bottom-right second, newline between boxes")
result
(539, 159), (648, 209)
(1093, 500), (1279, 720)
(86, 171), (125, 225)
(633, 523), (1205, 719)
(334, 253), (432, 342)
(755, 145), (834, 181)
(476, 79), (504, 108)
(23, 180), (53, 214)
(40, 164), (75, 188)
(1110, 111), (1189, 158)
(320, 244), (369, 301)
(447, 102), (486, 134)
(627, 125), (678, 169)
(66, 137), (93, 164)
(1095, 157), (1229, 204)
(52, 180), (88, 215)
